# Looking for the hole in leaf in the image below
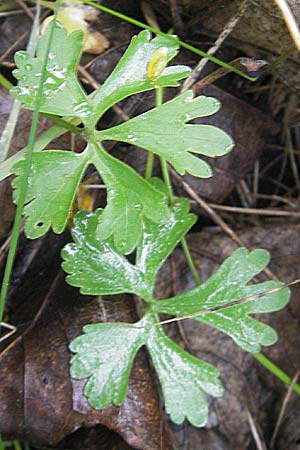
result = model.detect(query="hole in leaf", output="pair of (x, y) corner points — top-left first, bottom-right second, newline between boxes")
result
(35, 222), (44, 229)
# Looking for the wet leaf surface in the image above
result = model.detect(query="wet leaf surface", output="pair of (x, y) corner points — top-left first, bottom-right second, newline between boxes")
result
(155, 222), (300, 449)
(0, 233), (172, 450)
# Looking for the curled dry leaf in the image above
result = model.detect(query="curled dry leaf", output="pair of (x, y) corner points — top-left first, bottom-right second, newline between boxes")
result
(41, 1), (109, 54)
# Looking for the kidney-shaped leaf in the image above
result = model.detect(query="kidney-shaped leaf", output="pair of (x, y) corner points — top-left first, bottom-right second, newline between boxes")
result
(154, 248), (291, 352)
(12, 150), (89, 238)
(11, 21), (92, 123)
(90, 30), (191, 126)
(97, 91), (233, 178)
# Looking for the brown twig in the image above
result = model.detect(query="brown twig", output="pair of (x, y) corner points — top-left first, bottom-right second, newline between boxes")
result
(0, 31), (29, 63)
(270, 370), (300, 448)
(181, 0), (249, 92)
(16, 0), (34, 19)
(140, 0), (160, 30)
(207, 202), (300, 218)
(77, 65), (129, 122)
(274, 0), (300, 51)
(246, 409), (267, 450)
(168, 0), (183, 34)
(170, 167), (278, 281)
(135, 278), (300, 329)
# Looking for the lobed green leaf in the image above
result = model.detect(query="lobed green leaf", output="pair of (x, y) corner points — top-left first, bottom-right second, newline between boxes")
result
(89, 30), (191, 126)
(90, 142), (170, 254)
(135, 198), (196, 290)
(61, 210), (148, 298)
(147, 325), (223, 427)
(154, 248), (291, 352)
(12, 150), (89, 238)
(70, 322), (145, 408)
(70, 315), (223, 425)
(11, 21), (92, 124)
(97, 91), (234, 178)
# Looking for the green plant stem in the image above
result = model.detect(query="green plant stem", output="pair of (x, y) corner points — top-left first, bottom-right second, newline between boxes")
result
(145, 88), (163, 180)
(0, 0), (62, 322)
(154, 87), (200, 285)
(0, 4), (40, 163)
(13, 441), (22, 450)
(253, 352), (300, 395)
(0, 436), (4, 450)
(145, 152), (154, 180)
(0, 74), (12, 90)
(81, 0), (256, 82)
(0, 1), (16, 12)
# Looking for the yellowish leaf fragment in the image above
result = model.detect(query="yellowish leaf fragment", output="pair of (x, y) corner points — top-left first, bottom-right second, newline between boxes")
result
(41, 4), (109, 54)
(147, 47), (169, 80)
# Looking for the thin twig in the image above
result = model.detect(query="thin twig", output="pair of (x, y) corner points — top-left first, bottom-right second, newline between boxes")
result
(77, 65), (129, 122)
(246, 409), (267, 450)
(168, 0), (183, 34)
(190, 57), (246, 91)
(270, 370), (300, 448)
(274, 0), (300, 51)
(0, 31), (28, 63)
(140, 1), (160, 30)
(16, 0), (34, 19)
(207, 202), (300, 217)
(0, 322), (16, 343)
(181, 0), (249, 92)
(134, 278), (300, 329)
(170, 167), (278, 281)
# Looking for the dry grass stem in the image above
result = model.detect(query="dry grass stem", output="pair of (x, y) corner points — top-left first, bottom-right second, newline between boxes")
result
(270, 370), (300, 448)
(182, 0), (249, 92)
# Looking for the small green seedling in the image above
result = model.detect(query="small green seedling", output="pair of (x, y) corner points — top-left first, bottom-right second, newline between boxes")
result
(7, 21), (290, 427)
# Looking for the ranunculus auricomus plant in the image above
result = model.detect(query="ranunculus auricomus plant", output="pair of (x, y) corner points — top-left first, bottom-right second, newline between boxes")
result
(5, 20), (290, 427)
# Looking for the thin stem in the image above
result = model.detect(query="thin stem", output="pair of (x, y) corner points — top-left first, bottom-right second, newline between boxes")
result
(181, 238), (201, 284)
(0, 2), (16, 12)
(253, 352), (300, 395)
(0, 0), (62, 322)
(154, 87), (200, 285)
(0, 74), (13, 90)
(0, 436), (4, 450)
(145, 87), (163, 179)
(160, 158), (173, 202)
(81, 0), (256, 82)
(13, 441), (22, 450)
(145, 152), (154, 180)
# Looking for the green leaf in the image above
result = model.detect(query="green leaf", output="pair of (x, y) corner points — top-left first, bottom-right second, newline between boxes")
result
(147, 325), (223, 427)
(89, 30), (191, 126)
(136, 198), (196, 290)
(11, 21), (92, 123)
(97, 91), (233, 178)
(70, 315), (223, 425)
(70, 322), (146, 408)
(12, 150), (89, 238)
(61, 210), (148, 298)
(0, 124), (66, 182)
(62, 199), (196, 298)
(90, 142), (170, 254)
(154, 248), (291, 352)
